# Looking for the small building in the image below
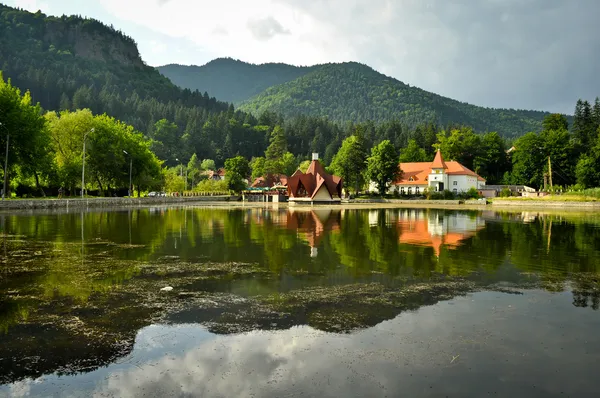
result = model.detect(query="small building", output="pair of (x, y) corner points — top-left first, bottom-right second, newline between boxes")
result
(479, 185), (536, 198)
(288, 153), (343, 205)
(372, 149), (486, 195)
(251, 174), (288, 189)
(207, 169), (226, 181)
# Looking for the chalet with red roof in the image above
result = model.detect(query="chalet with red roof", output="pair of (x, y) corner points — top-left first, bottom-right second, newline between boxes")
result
(287, 154), (343, 204)
(376, 149), (486, 195)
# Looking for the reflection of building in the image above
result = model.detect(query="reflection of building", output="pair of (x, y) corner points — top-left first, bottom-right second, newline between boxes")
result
(287, 208), (341, 257)
(245, 207), (342, 257)
(288, 154), (343, 205)
(392, 209), (485, 257)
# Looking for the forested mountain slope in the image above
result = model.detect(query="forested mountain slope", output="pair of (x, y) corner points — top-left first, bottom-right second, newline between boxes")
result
(238, 62), (555, 138)
(158, 58), (313, 104)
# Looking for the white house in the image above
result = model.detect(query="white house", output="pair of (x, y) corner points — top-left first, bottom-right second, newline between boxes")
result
(371, 149), (486, 195)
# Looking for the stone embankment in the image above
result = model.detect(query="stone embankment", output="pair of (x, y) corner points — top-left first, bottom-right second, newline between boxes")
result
(0, 196), (239, 211)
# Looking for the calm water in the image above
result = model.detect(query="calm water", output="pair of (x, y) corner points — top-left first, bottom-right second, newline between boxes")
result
(1, 205), (600, 397)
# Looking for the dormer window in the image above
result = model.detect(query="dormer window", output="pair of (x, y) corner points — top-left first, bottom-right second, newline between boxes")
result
(409, 177), (414, 182)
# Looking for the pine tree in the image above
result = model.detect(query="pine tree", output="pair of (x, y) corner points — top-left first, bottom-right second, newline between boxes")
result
(592, 97), (600, 130)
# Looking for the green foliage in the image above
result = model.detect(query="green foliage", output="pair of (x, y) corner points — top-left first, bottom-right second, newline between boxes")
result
(194, 178), (228, 193)
(164, 167), (184, 193)
(367, 140), (400, 194)
(0, 72), (50, 196)
(200, 159), (216, 171)
(250, 156), (266, 179)
(399, 139), (428, 163)
(500, 187), (513, 197)
(298, 160), (311, 173)
(239, 62), (553, 138)
(330, 134), (368, 193)
(224, 156), (250, 193)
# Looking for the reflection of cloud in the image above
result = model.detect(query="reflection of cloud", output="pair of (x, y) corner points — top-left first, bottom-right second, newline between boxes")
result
(90, 291), (600, 397)
(9, 380), (31, 397)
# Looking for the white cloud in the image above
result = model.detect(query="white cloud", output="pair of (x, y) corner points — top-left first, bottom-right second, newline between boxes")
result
(98, 0), (355, 67)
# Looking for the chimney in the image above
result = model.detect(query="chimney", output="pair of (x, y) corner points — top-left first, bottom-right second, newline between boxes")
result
(312, 153), (319, 161)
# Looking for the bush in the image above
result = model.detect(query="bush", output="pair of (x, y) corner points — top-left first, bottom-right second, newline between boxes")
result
(499, 187), (512, 197)
(195, 179), (229, 193)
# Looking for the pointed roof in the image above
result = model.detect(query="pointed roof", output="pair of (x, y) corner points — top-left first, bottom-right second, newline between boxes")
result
(431, 149), (447, 169)
(288, 159), (343, 199)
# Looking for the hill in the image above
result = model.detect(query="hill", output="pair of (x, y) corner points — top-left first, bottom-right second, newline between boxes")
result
(0, 4), (228, 131)
(158, 58), (313, 104)
(237, 62), (556, 138)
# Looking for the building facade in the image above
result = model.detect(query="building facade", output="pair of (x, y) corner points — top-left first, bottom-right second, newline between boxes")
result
(371, 149), (486, 195)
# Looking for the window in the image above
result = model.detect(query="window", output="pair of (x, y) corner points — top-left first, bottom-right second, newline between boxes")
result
(453, 181), (457, 186)
(453, 188), (458, 194)
(408, 187), (412, 195)
(415, 187), (420, 194)
(409, 176), (414, 182)
(401, 187), (405, 194)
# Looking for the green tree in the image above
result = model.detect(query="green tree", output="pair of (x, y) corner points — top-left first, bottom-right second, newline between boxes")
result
(510, 132), (545, 189)
(367, 140), (400, 194)
(200, 159), (216, 171)
(224, 156), (250, 193)
(329, 134), (368, 193)
(474, 132), (509, 184)
(399, 139), (428, 163)
(436, 127), (482, 171)
(0, 73), (50, 197)
(265, 125), (287, 160)
(250, 156), (266, 179)
(298, 160), (311, 173)
(187, 153), (201, 187)
(543, 113), (569, 132)
(281, 152), (298, 176)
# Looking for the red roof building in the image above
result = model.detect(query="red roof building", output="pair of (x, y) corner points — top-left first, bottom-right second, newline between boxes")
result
(371, 149), (486, 195)
(251, 174), (288, 188)
(287, 154), (343, 204)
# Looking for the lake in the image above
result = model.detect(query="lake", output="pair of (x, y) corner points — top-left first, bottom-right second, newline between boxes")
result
(1, 205), (600, 397)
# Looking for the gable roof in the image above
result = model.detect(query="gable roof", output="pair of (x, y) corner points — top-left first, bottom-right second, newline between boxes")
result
(288, 159), (343, 199)
(251, 174), (288, 188)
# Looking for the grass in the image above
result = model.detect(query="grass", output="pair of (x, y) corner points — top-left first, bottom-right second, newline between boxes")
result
(493, 189), (600, 202)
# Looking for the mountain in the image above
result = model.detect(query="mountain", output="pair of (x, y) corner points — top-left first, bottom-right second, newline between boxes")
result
(162, 58), (558, 138)
(158, 58), (313, 104)
(238, 62), (555, 137)
(0, 4), (228, 127)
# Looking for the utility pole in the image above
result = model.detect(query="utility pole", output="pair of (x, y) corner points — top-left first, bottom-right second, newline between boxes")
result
(547, 156), (553, 191)
(123, 150), (132, 197)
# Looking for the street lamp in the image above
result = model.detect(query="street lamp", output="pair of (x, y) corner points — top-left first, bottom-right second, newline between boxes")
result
(81, 128), (94, 199)
(0, 122), (8, 201)
(176, 157), (185, 192)
(123, 150), (132, 197)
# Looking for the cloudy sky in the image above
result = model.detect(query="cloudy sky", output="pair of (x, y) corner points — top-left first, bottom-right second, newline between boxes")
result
(5, 0), (600, 113)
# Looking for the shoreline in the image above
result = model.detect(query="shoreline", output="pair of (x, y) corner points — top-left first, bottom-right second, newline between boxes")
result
(1, 196), (599, 214)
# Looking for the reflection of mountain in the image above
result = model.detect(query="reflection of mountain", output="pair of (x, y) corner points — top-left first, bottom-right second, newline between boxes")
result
(388, 210), (485, 257)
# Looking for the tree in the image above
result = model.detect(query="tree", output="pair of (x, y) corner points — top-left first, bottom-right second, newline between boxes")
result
(265, 125), (287, 160)
(474, 132), (509, 184)
(281, 152), (298, 176)
(224, 156), (250, 193)
(542, 113), (569, 132)
(510, 132), (546, 189)
(367, 140), (400, 195)
(187, 154), (201, 187)
(436, 127), (482, 171)
(299, 160), (311, 173)
(200, 159), (216, 171)
(0, 73), (51, 197)
(329, 134), (368, 194)
(250, 156), (266, 179)
(399, 139), (428, 163)
(593, 97), (600, 129)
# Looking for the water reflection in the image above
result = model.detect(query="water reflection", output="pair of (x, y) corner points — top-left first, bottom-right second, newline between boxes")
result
(1, 206), (600, 392)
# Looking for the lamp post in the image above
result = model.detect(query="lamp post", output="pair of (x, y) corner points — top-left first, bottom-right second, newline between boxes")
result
(0, 122), (8, 201)
(123, 150), (132, 197)
(81, 128), (94, 199)
(176, 158), (183, 193)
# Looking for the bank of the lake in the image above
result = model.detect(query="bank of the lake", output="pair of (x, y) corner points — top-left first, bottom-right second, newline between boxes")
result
(0, 195), (239, 211)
